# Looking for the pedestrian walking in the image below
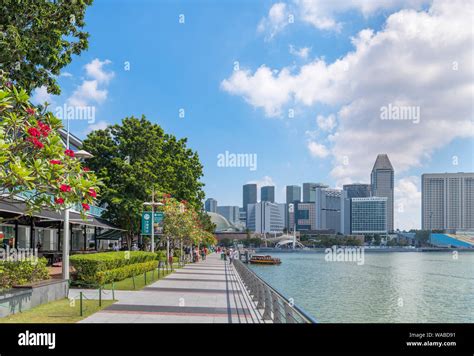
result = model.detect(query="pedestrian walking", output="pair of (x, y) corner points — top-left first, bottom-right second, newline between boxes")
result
(229, 248), (234, 265)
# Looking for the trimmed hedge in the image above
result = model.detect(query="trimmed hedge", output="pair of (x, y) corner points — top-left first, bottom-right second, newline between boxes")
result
(70, 251), (157, 284)
(0, 258), (49, 290)
(96, 260), (158, 285)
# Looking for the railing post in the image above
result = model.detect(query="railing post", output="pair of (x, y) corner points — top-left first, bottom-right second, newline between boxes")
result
(262, 286), (272, 320)
(99, 286), (102, 307)
(256, 281), (265, 309)
(272, 292), (282, 323)
(284, 301), (295, 323)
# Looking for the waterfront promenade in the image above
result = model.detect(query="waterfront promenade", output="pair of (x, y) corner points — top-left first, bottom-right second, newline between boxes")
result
(70, 253), (266, 323)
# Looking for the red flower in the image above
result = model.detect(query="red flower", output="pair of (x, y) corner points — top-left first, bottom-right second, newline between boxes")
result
(88, 188), (97, 198)
(26, 107), (35, 116)
(50, 159), (61, 165)
(60, 184), (71, 192)
(28, 137), (44, 149)
(37, 121), (51, 137)
(82, 203), (90, 211)
(27, 127), (41, 137)
(55, 197), (65, 205)
(64, 149), (75, 158)
(83, 167), (90, 172)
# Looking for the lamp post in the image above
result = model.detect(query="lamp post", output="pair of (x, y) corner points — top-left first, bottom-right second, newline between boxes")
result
(143, 189), (163, 252)
(62, 123), (93, 280)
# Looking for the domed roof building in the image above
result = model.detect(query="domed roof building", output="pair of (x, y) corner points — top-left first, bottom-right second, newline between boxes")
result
(207, 212), (239, 232)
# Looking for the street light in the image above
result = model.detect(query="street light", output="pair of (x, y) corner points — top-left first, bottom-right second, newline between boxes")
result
(62, 118), (93, 280)
(143, 189), (163, 252)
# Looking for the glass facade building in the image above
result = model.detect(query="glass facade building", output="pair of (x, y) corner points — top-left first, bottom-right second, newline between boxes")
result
(351, 197), (388, 234)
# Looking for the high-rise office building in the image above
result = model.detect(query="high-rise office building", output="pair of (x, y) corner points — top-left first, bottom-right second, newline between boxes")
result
(204, 198), (217, 213)
(343, 184), (371, 198)
(341, 184), (371, 234)
(351, 197), (388, 235)
(242, 184), (257, 213)
(288, 202), (317, 231)
(303, 183), (328, 203)
(371, 154), (394, 232)
(261, 186), (275, 203)
(217, 206), (240, 225)
(421, 172), (474, 230)
(315, 188), (342, 233)
(286, 185), (301, 204)
(246, 202), (285, 233)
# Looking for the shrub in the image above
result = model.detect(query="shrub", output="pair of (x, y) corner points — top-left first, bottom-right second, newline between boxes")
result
(70, 251), (157, 283)
(96, 260), (158, 285)
(0, 258), (49, 290)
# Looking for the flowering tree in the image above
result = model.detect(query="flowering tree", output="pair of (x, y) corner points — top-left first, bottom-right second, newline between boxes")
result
(159, 193), (216, 261)
(0, 81), (100, 216)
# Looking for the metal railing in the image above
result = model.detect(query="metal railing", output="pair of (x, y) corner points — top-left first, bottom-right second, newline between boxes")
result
(233, 259), (317, 323)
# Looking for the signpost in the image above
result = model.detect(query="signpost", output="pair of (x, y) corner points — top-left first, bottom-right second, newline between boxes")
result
(141, 212), (164, 235)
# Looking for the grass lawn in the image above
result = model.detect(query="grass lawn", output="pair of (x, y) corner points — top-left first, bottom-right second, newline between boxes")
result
(0, 298), (115, 323)
(102, 263), (182, 290)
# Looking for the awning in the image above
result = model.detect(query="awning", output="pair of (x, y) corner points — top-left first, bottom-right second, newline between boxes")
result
(95, 229), (123, 240)
(0, 201), (123, 231)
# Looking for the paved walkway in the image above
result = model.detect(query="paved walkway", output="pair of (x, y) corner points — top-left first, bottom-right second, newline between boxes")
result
(71, 253), (266, 323)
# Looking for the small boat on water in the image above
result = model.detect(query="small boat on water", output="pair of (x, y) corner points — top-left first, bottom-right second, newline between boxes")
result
(249, 254), (281, 265)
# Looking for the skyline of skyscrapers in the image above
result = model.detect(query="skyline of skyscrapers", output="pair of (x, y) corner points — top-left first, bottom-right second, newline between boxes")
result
(204, 154), (473, 234)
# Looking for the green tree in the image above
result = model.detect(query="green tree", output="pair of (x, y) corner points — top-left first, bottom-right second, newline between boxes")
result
(0, 0), (93, 95)
(0, 81), (99, 216)
(82, 116), (206, 245)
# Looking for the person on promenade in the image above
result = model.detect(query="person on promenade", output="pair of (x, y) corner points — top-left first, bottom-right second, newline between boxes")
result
(229, 248), (234, 265)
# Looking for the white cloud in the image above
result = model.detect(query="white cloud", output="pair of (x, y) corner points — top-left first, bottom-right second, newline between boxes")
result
(395, 176), (421, 230)
(85, 120), (109, 134)
(257, 3), (291, 40)
(258, 0), (431, 34)
(307, 141), (330, 158)
(67, 58), (114, 107)
(289, 45), (311, 59)
(223, 0), (474, 185)
(85, 59), (114, 83)
(60, 72), (73, 77)
(31, 86), (54, 105)
(316, 114), (336, 131)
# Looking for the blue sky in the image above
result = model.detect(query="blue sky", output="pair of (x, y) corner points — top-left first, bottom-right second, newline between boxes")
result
(32, 0), (474, 230)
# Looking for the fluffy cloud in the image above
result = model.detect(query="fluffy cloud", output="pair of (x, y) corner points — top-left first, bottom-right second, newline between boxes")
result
(289, 45), (311, 59)
(257, 3), (290, 40)
(258, 0), (430, 34)
(223, 0), (474, 185)
(395, 176), (421, 230)
(317, 114), (336, 131)
(31, 86), (54, 105)
(307, 141), (329, 158)
(67, 58), (115, 107)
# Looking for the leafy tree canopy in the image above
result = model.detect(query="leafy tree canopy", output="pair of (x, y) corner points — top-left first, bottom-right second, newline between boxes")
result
(82, 116), (208, 238)
(0, 0), (93, 94)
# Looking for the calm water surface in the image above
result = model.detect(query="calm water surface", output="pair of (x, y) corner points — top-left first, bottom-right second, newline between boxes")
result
(248, 251), (474, 323)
